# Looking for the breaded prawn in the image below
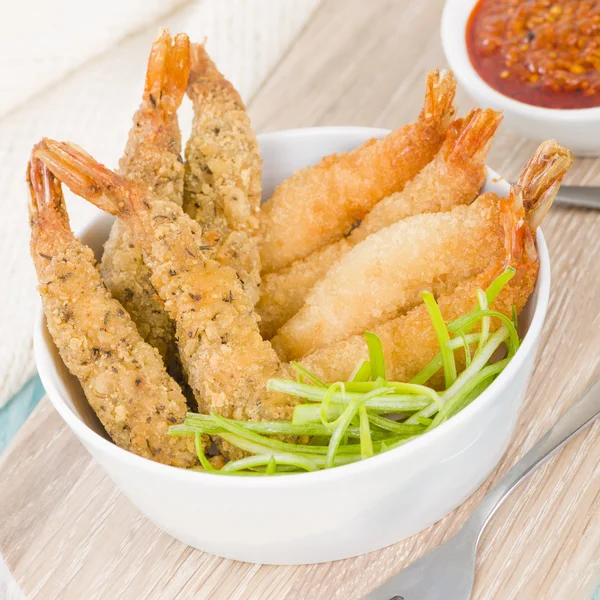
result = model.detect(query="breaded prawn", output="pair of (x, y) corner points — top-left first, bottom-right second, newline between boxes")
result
(27, 158), (196, 468)
(273, 141), (573, 360)
(35, 141), (297, 439)
(259, 69), (457, 273)
(257, 108), (502, 338)
(101, 30), (189, 370)
(184, 42), (262, 305)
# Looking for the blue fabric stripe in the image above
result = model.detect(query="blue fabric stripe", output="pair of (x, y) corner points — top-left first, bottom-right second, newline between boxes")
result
(0, 375), (45, 454)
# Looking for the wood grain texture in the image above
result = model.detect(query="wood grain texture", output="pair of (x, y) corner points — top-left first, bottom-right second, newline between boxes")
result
(2, 0), (600, 598)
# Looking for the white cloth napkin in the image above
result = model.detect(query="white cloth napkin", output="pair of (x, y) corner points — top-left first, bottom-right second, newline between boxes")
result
(2, 0), (189, 118)
(0, 554), (27, 600)
(0, 0), (319, 408)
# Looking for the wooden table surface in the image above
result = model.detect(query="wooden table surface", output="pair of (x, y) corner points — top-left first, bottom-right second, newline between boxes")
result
(2, 0), (600, 598)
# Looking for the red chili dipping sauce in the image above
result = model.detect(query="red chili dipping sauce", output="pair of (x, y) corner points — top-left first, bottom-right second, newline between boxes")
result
(467, 0), (600, 109)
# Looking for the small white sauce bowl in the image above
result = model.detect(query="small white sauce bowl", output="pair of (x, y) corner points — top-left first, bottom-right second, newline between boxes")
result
(34, 127), (550, 565)
(442, 0), (600, 156)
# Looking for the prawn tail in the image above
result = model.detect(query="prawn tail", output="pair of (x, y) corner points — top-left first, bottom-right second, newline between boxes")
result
(187, 41), (242, 104)
(500, 140), (573, 273)
(164, 33), (190, 113)
(33, 139), (135, 217)
(501, 185), (537, 273)
(446, 108), (503, 165)
(188, 41), (210, 88)
(421, 69), (457, 130)
(517, 140), (574, 230)
(145, 29), (190, 115)
(27, 156), (70, 235)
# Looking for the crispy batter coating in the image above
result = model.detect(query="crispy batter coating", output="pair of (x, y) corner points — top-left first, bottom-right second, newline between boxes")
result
(184, 43), (262, 305)
(28, 159), (196, 468)
(258, 240), (351, 339)
(101, 30), (189, 372)
(272, 196), (504, 360)
(257, 108), (502, 338)
(273, 140), (573, 360)
(258, 70), (457, 273)
(300, 258), (538, 384)
(35, 141), (297, 434)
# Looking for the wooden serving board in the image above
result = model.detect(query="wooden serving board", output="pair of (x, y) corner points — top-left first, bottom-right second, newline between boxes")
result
(2, 0), (600, 598)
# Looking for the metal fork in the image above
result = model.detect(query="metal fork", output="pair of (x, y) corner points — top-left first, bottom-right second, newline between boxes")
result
(363, 375), (600, 600)
(555, 186), (600, 209)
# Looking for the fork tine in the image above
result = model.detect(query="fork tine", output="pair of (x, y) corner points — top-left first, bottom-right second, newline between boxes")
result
(361, 529), (477, 600)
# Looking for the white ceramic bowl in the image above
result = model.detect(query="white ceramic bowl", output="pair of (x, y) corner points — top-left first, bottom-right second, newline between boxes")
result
(34, 127), (550, 565)
(441, 0), (600, 156)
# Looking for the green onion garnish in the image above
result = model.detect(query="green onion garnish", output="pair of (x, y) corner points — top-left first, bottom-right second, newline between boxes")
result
(291, 361), (327, 388)
(421, 290), (457, 387)
(365, 331), (386, 381)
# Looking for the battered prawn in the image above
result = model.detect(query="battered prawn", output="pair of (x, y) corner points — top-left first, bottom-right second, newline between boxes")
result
(257, 108), (503, 339)
(259, 69), (457, 273)
(273, 141), (573, 360)
(27, 158), (197, 468)
(184, 42), (262, 305)
(100, 30), (189, 371)
(34, 140), (296, 438)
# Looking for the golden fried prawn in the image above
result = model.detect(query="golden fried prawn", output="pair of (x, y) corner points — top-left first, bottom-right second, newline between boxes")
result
(100, 30), (189, 371)
(257, 108), (502, 339)
(28, 158), (197, 468)
(258, 69), (457, 273)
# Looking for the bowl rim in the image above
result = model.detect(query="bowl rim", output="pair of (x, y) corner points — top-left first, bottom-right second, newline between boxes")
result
(441, 0), (600, 120)
(34, 125), (551, 488)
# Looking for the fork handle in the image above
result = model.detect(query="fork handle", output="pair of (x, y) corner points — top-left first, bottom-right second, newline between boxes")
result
(555, 186), (600, 210)
(467, 375), (600, 537)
